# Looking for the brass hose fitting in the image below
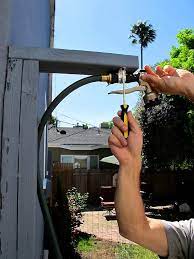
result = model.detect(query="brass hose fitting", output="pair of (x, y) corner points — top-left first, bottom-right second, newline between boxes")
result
(101, 74), (112, 84)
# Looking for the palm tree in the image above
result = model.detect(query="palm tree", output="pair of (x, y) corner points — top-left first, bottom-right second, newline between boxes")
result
(129, 21), (156, 69)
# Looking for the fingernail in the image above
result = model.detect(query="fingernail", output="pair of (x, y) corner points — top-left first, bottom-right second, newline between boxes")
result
(123, 125), (128, 131)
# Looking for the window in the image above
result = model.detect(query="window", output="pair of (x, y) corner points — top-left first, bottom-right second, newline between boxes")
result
(60, 155), (73, 164)
(60, 155), (99, 169)
(90, 155), (99, 169)
(74, 156), (88, 169)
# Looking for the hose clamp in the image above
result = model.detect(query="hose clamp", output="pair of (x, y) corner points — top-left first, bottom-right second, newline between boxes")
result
(118, 67), (127, 84)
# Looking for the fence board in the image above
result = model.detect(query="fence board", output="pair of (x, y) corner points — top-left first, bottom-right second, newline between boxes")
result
(52, 164), (115, 205)
(73, 173), (88, 194)
(52, 163), (73, 205)
(88, 172), (114, 202)
(17, 60), (40, 259)
(0, 58), (23, 259)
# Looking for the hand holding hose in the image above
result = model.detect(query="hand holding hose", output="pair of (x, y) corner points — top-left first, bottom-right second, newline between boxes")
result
(141, 65), (194, 102)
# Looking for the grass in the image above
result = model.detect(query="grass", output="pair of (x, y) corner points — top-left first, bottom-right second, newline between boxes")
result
(77, 237), (96, 253)
(115, 243), (159, 259)
(76, 235), (159, 259)
(77, 237), (116, 259)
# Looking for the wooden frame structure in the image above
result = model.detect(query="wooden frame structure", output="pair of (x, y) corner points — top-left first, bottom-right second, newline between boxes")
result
(0, 47), (41, 259)
(0, 46), (138, 258)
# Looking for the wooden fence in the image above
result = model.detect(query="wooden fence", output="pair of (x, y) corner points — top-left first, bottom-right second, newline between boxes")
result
(52, 163), (116, 205)
(52, 163), (194, 206)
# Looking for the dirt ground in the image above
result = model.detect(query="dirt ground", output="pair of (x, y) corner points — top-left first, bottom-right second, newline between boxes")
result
(79, 210), (133, 244)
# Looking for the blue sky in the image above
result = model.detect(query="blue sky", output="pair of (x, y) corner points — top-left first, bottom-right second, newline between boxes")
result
(53, 0), (194, 127)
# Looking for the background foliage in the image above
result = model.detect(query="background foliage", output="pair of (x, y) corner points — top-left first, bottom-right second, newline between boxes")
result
(137, 29), (194, 170)
(67, 187), (89, 237)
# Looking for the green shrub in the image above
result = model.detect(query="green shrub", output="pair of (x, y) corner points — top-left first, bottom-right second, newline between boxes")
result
(66, 187), (89, 235)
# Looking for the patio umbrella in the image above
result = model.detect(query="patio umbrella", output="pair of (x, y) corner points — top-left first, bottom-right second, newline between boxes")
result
(100, 155), (119, 165)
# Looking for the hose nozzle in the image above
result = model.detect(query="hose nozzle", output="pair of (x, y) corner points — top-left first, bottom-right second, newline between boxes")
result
(103, 70), (159, 107)
(139, 79), (158, 105)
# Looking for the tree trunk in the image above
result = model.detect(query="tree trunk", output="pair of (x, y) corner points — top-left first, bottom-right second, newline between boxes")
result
(141, 45), (143, 69)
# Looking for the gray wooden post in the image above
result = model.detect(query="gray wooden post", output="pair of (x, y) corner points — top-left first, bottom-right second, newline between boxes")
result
(17, 60), (41, 259)
(0, 56), (43, 259)
(0, 0), (54, 256)
(0, 46), (8, 258)
(0, 46), (8, 159)
(0, 58), (23, 258)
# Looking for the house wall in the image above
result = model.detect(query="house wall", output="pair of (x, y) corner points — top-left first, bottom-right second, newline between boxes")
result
(0, 0), (51, 118)
(49, 147), (112, 168)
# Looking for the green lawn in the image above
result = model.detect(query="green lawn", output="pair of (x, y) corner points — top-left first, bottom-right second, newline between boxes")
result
(115, 243), (159, 259)
(77, 236), (159, 259)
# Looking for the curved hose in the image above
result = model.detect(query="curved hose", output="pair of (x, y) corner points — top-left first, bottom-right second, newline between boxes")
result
(37, 75), (102, 259)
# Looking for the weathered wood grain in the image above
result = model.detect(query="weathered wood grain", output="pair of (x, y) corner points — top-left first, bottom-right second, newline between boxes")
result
(0, 46), (8, 163)
(17, 60), (42, 259)
(9, 46), (139, 74)
(0, 46), (8, 259)
(0, 58), (23, 259)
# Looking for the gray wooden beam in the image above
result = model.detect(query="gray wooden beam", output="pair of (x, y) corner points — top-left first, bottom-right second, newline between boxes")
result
(9, 46), (139, 74)
(17, 60), (43, 259)
(0, 58), (23, 259)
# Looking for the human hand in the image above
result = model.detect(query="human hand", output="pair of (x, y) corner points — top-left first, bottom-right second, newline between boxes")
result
(108, 111), (143, 169)
(141, 65), (194, 100)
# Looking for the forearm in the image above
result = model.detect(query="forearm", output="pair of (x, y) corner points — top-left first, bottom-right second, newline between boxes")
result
(186, 85), (194, 102)
(115, 162), (147, 239)
(115, 163), (168, 256)
(183, 74), (194, 102)
(110, 111), (168, 256)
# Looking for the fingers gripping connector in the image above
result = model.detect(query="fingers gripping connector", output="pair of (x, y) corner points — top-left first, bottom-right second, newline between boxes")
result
(102, 70), (159, 107)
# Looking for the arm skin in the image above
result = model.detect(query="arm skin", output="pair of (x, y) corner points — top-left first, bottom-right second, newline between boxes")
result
(142, 65), (194, 102)
(116, 164), (168, 256)
(108, 66), (194, 257)
(109, 113), (168, 257)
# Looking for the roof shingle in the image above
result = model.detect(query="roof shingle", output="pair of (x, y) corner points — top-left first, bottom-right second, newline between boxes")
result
(48, 126), (110, 146)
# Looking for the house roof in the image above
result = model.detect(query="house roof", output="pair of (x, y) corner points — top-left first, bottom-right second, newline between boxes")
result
(48, 126), (111, 150)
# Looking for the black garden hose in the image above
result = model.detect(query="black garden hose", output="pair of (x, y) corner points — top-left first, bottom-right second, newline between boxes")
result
(37, 75), (102, 259)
